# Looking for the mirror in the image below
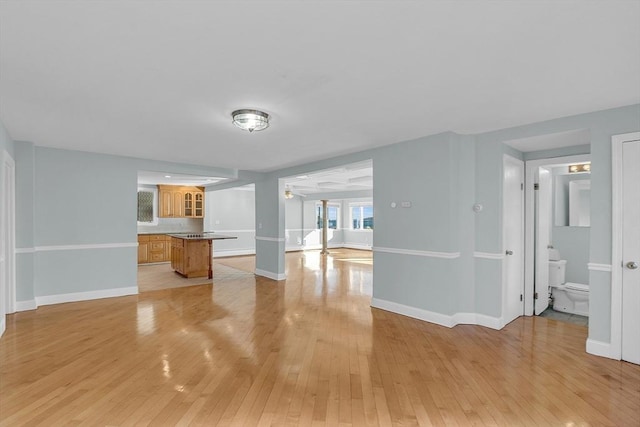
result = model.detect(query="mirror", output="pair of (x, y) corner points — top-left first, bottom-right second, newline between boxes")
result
(554, 171), (591, 227)
(569, 179), (590, 226)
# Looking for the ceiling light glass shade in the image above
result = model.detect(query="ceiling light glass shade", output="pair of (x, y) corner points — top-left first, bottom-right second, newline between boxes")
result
(284, 190), (294, 199)
(232, 109), (270, 132)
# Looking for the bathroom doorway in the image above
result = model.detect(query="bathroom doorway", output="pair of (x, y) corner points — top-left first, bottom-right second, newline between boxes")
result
(525, 154), (591, 322)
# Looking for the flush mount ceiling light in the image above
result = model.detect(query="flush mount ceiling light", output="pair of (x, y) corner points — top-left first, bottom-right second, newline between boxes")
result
(231, 109), (270, 132)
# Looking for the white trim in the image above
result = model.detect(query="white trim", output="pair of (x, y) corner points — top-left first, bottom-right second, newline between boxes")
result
(254, 268), (286, 281)
(0, 317), (4, 337)
(611, 131), (640, 361)
(373, 246), (460, 259)
(34, 242), (138, 252)
(213, 249), (256, 258)
(524, 153), (591, 316)
(210, 229), (255, 233)
(587, 263), (612, 272)
(372, 298), (454, 327)
(586, 339), (614, 360)
(371, 298), (503, 330)
(473, 251), (504, 260)
(16, 300), (37, 311)
(15, 248), (35, 254)
(302, 243), (343, 251)
(255, 236), (285, 243)
(453, 312), (505, 330)
(1, 149), (16, 316)
(343, 243), (373, 251)
(35, 286), (138, 307)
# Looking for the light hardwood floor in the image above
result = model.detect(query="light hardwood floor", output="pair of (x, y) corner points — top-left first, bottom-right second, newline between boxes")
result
(1, 249), (638, 426)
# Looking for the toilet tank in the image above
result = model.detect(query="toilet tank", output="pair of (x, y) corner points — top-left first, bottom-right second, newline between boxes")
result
(548, 260), (567, 286)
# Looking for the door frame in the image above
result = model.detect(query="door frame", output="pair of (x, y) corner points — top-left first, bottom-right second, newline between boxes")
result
(1, 150), (16, 323)
(611, 131), (640, 360)
(524, 154), (590, 315)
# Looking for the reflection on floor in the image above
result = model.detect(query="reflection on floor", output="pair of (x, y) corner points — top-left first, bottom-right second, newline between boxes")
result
(137, 262), (256, 293)
(3, 249), (639, 425)
(539, 307), (588, 326)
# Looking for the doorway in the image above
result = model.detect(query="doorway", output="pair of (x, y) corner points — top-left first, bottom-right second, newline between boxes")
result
(524, 154), (591, 319)
(612, 132), (640, 364)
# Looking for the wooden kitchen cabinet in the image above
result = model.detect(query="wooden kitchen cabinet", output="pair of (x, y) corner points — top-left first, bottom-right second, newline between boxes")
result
(138, 234), (171, 264)
(158, 185), (204, 218)
(137, 235), (150, 263)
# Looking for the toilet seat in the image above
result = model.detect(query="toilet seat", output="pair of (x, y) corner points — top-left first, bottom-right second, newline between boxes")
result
(565, 282), (588, 292)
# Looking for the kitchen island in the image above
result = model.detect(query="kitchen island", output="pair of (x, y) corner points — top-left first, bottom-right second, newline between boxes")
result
(167, 233), (237, 279)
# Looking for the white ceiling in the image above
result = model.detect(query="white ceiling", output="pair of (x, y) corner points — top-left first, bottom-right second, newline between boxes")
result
(137, 171), (228, 187)
(284, 160), (372, 196)
(504, 129), (591, 152)
(1, 1), (638, 172)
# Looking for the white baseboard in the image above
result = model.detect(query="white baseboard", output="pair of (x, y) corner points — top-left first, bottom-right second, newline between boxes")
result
(286, 245), (304, 252)
(343, 243), (373, 251)
(16, 299), (37, 312)
(453, 312), (504, 330)
(255, 268), (286, 281)
(302, 243), (343, 251)
(0, 317), (5, 337)
(371, 298), (504, 330)
(371, 298), (455, 328)
(586, 338), (615, 360)
(35, 286), (139, 307)
(214, 249), (256, 258)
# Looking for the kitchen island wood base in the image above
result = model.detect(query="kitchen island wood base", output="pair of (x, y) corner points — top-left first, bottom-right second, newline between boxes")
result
(169, 233), (237, 279)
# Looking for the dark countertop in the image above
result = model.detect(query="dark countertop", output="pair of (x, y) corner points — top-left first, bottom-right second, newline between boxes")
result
(166, 232), (238, 241)
(137, 231), (194, 235)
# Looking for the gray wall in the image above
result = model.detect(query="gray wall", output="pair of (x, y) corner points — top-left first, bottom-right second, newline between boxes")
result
(14, 142), (236, 306)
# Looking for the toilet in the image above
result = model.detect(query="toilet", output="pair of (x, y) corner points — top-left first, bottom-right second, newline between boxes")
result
(548, 253), (589, 316)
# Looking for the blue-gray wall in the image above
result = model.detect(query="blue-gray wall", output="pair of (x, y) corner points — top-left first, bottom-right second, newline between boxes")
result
(14, 143), (236, 307)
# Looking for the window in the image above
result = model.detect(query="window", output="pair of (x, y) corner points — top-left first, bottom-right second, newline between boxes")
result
(351, 204), (373, 229)
(137, 187), (158, 226)
(316, 203), (339, 229)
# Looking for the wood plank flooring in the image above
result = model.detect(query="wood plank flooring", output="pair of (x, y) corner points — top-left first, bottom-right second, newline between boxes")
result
(1, 249), (639, 426)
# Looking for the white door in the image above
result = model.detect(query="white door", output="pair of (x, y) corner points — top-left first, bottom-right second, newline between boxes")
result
(503, 155), (525, 324)
(622, 140), (640, 364)
(0, 167), (5, 336)
(534, 167), (552, 315)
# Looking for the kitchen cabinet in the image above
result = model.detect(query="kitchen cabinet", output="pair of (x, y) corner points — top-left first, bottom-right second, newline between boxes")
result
(138, 235), (150, 263)
(158, 185), (204, 218)
(138, 234), (171, 264)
